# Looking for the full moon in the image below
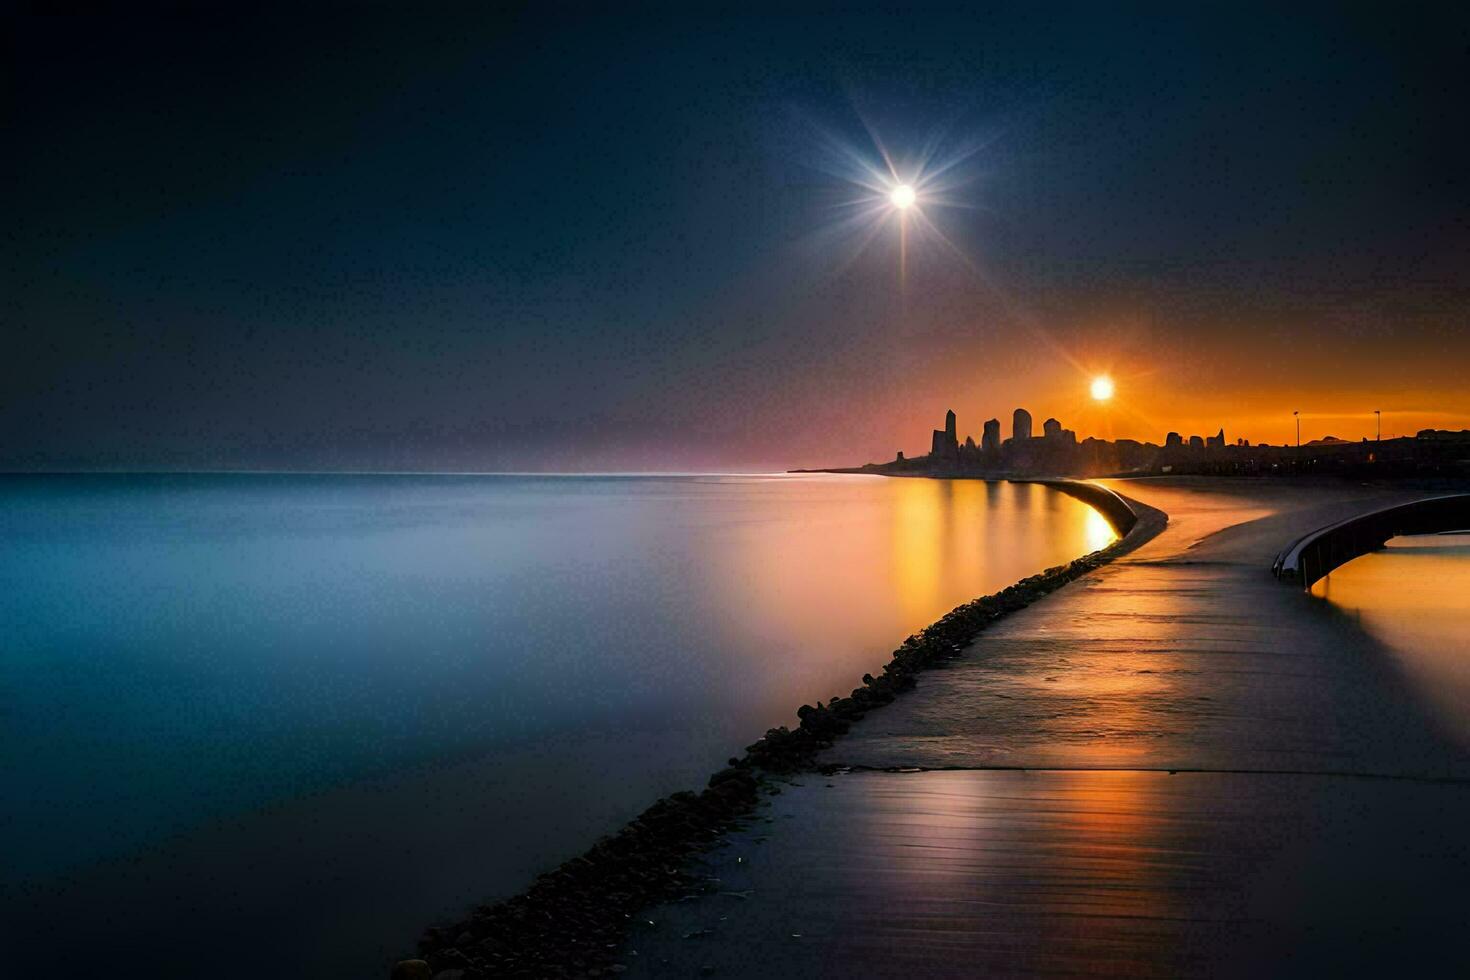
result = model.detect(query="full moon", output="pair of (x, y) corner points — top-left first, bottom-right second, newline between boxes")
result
(1090, 376), (1115, 401)
(890, 184), (916, 209)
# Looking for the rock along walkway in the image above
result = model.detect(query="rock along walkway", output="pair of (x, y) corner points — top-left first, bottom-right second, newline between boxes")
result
(622, 478), (1470, 978)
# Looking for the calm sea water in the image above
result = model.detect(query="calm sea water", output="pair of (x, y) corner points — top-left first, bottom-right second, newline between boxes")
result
(0, 473), (1111, 976)
(1313, 534), (1470, 748)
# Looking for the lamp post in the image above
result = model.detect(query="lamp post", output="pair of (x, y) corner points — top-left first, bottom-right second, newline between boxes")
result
(1375, 409), (1381, 442)
(1294, 410), (1300, 448)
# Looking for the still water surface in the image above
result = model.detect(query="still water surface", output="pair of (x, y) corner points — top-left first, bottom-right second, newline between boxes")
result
(1313, 534), (1470, 749)
(0, 473), (1111, 975)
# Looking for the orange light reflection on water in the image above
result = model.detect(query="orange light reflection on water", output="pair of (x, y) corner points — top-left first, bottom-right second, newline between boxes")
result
(698, 476), (1116, 715)
(1084, 507), (1115, 553)
(1313, 535), (1470, 748)
(888, 479), (1117, 628)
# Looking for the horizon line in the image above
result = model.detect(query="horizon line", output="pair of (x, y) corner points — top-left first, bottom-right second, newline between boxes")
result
(0, 468), (828, 478)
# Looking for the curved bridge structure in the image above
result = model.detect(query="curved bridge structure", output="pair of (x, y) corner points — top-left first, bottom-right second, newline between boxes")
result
(1273, 492), (1470, 590)
(1025, 479), (1139, 537)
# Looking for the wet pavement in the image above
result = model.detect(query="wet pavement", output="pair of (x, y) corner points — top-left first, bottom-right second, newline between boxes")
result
(624, 478), (1470, 977)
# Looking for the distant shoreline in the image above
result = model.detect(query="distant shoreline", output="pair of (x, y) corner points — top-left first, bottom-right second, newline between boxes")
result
(795, 415), (1470, 482)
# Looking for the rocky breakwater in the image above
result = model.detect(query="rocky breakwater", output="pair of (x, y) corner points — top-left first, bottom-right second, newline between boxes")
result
(395, 486), (1156, 979)
(391, 769), (759, 980)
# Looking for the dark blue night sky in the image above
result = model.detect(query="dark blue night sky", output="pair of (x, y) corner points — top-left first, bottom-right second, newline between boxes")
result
(6, 3), (1469, 470)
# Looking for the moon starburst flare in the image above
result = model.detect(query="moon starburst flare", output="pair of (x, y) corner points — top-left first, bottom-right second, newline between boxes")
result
(797, 114), (991, 285)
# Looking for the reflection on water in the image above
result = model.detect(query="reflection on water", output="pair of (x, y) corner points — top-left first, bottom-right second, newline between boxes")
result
(886, 480), (1116, 626)
(1313, 535), (1470, 747)
(0, 473), (1109, 978)
(1084, 506), (1116, 554)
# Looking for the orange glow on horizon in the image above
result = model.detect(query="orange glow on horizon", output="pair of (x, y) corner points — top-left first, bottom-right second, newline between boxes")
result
(764, 308), (1470, 470)
(817, 364), (1470, 466)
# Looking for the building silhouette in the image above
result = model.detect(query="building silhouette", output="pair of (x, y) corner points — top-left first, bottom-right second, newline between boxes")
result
(841, 409), (1470, 480)
(930, 408), (959, 460)
(1012, 408), (1032, 442)
(981, 418), (1001, 453)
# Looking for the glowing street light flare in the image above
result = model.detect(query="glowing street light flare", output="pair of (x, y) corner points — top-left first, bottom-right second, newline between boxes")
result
(1090, 376), (1114, 401)
(890, 184), (916, 209)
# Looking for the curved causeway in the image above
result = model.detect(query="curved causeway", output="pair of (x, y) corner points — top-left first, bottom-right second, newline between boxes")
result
(619, 477), (1470, 979)
(398, 481), (1162, 978)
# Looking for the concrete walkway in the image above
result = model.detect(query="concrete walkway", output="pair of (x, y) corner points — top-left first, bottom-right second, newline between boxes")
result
(624, 478), (1470, 977)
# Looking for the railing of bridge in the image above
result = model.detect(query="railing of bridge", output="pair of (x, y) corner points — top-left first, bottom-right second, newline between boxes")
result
(1272, 493), (1470, 591)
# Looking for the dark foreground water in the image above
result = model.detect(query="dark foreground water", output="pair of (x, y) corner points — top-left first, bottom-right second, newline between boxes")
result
(0, 473), (1112, 976)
